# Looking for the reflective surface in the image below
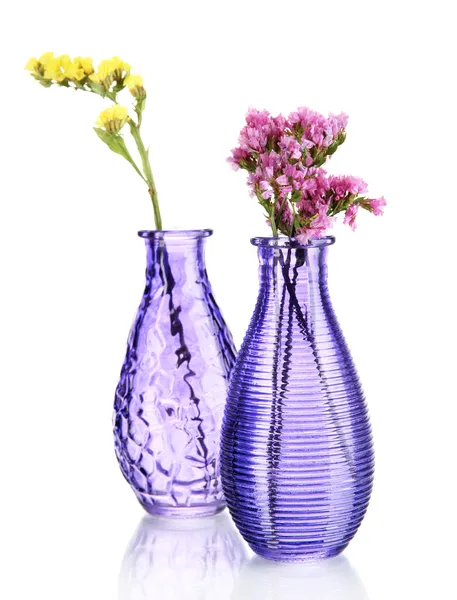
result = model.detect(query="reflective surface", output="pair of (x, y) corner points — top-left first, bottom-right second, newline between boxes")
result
(221, 238), (374, 560)
(234, 554), (369, 600)
(119, 512), (248, 600)
(114, 230), (236, 517)
(119, 512), (369, 600)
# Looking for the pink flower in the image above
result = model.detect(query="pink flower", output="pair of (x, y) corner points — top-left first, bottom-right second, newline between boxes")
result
(228, 147), (248, 170)
(328, 175), (368, 197)
(288, 107), (346, 150)
(295, 230), (314, 245)
(228, 105), (385, 240)
(344, 203), (359, 230)
(259, 180), (274, 199)
(278, 134), (302, 160)
(369, 196), (386, 216)
(295, 220), (329, 244)
(328, 112), (349, 136)
(246, 108), (270, 128)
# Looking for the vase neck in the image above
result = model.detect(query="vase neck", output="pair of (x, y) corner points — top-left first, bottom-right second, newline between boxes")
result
(144, 237), (208, 284)
(257, 245), (330, 291)
(139, 231), (212, 284)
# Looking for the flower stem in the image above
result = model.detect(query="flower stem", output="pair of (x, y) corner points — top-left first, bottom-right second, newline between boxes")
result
(129, 121), (163, 230)
(269, 206), (278, 237)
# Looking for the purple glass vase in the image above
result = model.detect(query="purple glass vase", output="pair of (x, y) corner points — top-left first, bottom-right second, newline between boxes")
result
(221, 236), (374, 560)
(114, 230), (236, 517)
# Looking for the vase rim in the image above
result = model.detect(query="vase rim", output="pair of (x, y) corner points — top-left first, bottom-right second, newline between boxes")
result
(251, 235), (335, 249)
(138, 229), (213, 240)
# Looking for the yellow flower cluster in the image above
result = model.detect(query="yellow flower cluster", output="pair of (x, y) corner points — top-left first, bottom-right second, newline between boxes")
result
(62, 55), (94, 81)
(96, 105), (129, 133)
(25, 53), (145, 100)
(25, 52), (94, 83)
(124, 74), (146, 99)
(89, 56), (131, 89)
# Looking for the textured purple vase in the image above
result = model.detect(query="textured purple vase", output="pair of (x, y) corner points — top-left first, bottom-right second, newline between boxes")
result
(221, 236), (374, 560)
(114, 230), (236, 517)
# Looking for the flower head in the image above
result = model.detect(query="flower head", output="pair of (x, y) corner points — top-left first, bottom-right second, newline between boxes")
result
(26, 53), (94, 85)
(63, 56), (94, 81)
(75, 57), (94, 76)
(24, 52), (60, 79)
(63, 61), (85, 82)
(25, 57), (40, 74)
(43, 55), (66, 82)
(96, 105), (129, 133)
(229, 105), (385, 241)
(124, 74), (146, 98)
(343, 203), (359, 230)
(368, 196), (386, 216)
(38, 52), (55, 66)
(90, 56), (130, 89)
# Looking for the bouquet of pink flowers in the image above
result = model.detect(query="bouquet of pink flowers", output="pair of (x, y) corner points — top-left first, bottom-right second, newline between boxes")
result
(229, 107), (385, 243)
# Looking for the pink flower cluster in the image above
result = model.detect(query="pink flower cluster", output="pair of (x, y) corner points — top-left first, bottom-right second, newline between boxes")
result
(229, 107), (385, 242)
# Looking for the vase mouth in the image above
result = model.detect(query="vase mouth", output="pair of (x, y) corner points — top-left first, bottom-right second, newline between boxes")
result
(138, 229), (213, 241)
(251, 235), (335, 249)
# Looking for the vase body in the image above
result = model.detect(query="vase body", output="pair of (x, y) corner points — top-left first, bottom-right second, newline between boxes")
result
(221, 236), (374, 560)
(114, 230), (236, 517)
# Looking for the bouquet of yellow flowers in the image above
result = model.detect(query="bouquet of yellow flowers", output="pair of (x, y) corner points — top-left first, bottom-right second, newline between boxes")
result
(25, 53), (162, 228)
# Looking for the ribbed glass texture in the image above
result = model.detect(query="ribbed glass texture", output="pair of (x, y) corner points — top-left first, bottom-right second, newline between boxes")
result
(114, 230), (236, 518)
(221, 236), (374, 560)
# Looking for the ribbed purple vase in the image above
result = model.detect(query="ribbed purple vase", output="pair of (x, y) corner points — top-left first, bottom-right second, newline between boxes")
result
(114, 230), (236, 518)
(221, 236), (374, 560)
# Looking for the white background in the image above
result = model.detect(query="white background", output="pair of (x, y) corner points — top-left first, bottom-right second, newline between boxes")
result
(1, 1), (456, 598)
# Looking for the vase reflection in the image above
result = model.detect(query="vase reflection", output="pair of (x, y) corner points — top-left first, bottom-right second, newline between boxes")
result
(233, 554), (369, 600)
(118, 511), (248, 600)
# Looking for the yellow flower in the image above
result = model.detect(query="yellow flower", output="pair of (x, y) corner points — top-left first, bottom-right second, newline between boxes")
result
(25, 53), (56, 77)
(38, 52), (55, 66)
(60, 55), (93, 81)
(64, 61), (86, 82)
(75, 56), (94, 75)
(97, 59), (114, 82)
(25, 57), (40, 73)
(58, 54), (71, 69)
(111, 56), (131, 74)
(93, 56), (131, 89)
(43, 57), (66, 82)
(96, 105), (129, 132)
(124, 74), (146, 98)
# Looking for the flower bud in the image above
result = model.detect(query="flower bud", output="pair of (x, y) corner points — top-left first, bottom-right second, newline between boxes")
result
(124, 74), (146, 99)
(95, 105), (129, 133)
(326, 141), (338, 155)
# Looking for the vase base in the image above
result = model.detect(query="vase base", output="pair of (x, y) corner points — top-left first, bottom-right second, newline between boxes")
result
(140, 502), (226, 519)
(251, 544), (347, 563)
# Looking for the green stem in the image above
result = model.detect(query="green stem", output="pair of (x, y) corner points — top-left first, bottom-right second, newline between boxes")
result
(269, 206), (278, 237)
(129, 121), (163, 230)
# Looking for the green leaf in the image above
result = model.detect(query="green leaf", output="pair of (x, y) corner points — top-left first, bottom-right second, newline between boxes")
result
(93, 128), (146, 181)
